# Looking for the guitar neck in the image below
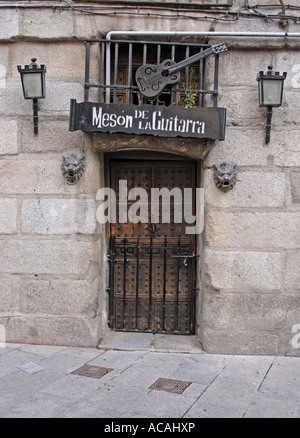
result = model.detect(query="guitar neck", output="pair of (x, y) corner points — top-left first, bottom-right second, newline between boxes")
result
(166, 44), (224, 76)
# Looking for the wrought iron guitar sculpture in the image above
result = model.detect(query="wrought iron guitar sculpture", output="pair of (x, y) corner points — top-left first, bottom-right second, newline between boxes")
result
(135, 43), (227, 99)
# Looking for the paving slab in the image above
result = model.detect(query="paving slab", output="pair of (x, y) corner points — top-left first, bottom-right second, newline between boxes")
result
(88, 349), (147, 370)
(98, 331), (153, 351)
(168, 354), (232, 385)
(152, 334), (203, 353)
(98, 331), (203, 354)
(243, 392), (300, 418)
(184, 355), (275, 417)
(6, 391), (77, 419)
(257, 356), (300, 399)
(103, 352), (188, 390)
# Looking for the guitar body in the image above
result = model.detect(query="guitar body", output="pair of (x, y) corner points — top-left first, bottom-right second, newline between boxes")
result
(135, 43), (227, 99)
(135, 59), (181, 99)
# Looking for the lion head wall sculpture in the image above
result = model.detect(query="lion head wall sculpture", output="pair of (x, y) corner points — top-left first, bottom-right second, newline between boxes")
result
(213, 162), (237, 193)
(62, 153), (85, 185)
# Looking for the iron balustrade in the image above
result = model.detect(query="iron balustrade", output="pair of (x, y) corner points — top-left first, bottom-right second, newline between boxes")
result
(83, 38), (220, 108)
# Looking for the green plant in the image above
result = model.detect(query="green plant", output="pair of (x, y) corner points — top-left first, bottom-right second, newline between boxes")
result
(183, 68), (198, 109)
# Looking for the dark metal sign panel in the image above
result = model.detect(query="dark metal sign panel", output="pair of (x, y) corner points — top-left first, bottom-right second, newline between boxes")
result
(69, 100), (226, 141)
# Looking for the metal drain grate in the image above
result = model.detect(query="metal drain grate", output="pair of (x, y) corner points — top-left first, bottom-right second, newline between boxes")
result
(148, 377), (192, 394)
(71, 364), (113, 379)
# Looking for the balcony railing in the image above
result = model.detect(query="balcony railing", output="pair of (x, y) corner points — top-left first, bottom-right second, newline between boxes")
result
(83, 38), (221, 108)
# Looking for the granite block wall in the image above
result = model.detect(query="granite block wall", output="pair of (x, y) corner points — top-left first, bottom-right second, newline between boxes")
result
(0, 1), (299, 354)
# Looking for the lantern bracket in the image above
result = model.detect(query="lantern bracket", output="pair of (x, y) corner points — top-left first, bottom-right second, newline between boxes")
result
(257, 65), (287, 144)
(17, 58), (46, 135)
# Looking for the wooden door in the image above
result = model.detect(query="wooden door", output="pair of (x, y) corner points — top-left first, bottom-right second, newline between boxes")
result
(108, 158), (196, 334)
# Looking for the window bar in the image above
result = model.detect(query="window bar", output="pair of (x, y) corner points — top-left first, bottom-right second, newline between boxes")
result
(185, 46), (190, 108)
(141, 43), (148, 105)
(162, 235), (167, 331)
(143, 43), (148, 64)
(154, 44), (162, 106)
(156, 44), (161, 64)
(170, 45), (176, 105)
(135, 236), (140, 329)
(156, 44), (162, 104)
(123, 236), (128, 329)
(199, 48), (204, 107)
(113, 42), (119, 104)
(127, 43), (133, 104)
(99, 42), (105, 103)
(148, 235), (153, 331)
(84, 41), (91, 102)
(105, 41), (111, 103)
(213, 53), (219, 108)
(171, 44), (176, 60)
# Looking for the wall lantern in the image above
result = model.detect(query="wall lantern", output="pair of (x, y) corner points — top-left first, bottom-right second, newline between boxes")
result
(17, 58), (46, 135)
(257, 65), (287, 144)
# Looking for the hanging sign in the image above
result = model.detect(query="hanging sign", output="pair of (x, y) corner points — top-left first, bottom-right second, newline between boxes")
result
(69, 100), (226, 141)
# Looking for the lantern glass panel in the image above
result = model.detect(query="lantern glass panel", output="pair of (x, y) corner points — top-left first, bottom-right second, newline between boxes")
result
(261, 79), (283, 107)
(22, 72), (44, 99)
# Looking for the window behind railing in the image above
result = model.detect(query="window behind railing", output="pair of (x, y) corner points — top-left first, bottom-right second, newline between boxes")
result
(83, 39), (221, 108)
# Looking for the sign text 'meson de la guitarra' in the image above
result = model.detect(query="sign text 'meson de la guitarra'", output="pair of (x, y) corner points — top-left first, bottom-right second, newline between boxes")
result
(69, 100), (226, 141)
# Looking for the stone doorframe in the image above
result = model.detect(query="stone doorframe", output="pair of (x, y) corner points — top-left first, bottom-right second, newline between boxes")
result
(98, 147), (205, 338)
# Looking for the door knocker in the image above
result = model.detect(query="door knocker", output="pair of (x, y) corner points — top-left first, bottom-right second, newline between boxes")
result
(62, 154), (85, 185)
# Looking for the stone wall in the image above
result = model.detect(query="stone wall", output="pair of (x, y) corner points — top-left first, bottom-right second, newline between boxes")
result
(0, 8), (105, 347)
(202, 47), (300, 355)
(0, 1), (299, 353)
